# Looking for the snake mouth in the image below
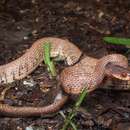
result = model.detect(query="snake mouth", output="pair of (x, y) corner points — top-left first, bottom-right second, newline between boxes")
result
(105, 63), (130, 81)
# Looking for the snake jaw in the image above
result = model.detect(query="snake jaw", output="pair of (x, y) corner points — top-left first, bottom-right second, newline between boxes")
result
(113, 73), (130, 81)
(106, 64), (130, 81)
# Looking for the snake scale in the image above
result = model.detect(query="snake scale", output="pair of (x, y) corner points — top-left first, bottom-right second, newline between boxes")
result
(0, 37), (130, 117)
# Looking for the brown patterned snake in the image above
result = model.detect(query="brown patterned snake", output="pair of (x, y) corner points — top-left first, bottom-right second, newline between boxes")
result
(60, 54), (130, 94)
(0, 37), (81, 117)
(0, 37), (130, 117)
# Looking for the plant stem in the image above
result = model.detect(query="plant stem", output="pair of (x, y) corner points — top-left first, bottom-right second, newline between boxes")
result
(43, 42), (57, 77)
(61, 88), (87, 130)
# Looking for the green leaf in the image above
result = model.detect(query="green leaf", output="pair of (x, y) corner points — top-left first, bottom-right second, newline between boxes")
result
(48, 61), (57, 77)
(43, 42), (51, 65)
(75, 88), (87, 107)
(43, 42), (57, 77)
(103, 37), (130, 46)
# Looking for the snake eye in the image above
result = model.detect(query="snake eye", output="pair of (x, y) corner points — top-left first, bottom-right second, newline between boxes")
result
(121, 72), (127, 77)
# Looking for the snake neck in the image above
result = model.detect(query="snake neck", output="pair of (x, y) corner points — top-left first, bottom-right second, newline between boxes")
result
(90, 54), (128, 87)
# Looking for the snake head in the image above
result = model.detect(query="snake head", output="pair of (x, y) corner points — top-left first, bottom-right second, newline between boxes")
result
(106, 63), (130, 81)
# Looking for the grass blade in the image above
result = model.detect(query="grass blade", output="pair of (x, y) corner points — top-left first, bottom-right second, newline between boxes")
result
(61, 88), (87, 130)
(103, 37), (130, 46)
(43, 42), (57, 77)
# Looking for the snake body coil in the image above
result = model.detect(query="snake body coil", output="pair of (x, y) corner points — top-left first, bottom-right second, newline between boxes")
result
(0, 37), (81, 117)
(0, 37), (130, 117)
(60, 54), (129, 94)
(0, 37), (81, 84)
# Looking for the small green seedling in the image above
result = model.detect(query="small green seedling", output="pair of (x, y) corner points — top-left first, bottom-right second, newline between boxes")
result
(61, 88), (88, 130)
(43, 42), (57, 77)
(59, 111), (77, 130)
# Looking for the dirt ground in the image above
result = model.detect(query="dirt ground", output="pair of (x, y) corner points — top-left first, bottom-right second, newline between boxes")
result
(0, 0), (130, 130)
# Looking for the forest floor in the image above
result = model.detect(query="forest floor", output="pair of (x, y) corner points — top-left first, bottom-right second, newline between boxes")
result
(0, 0), (130, 130)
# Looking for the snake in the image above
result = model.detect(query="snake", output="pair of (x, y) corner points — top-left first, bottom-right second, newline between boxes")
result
(60, 54), (130, 94)
(0, 37), (130, 117)
(0, 37), (81, 84)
